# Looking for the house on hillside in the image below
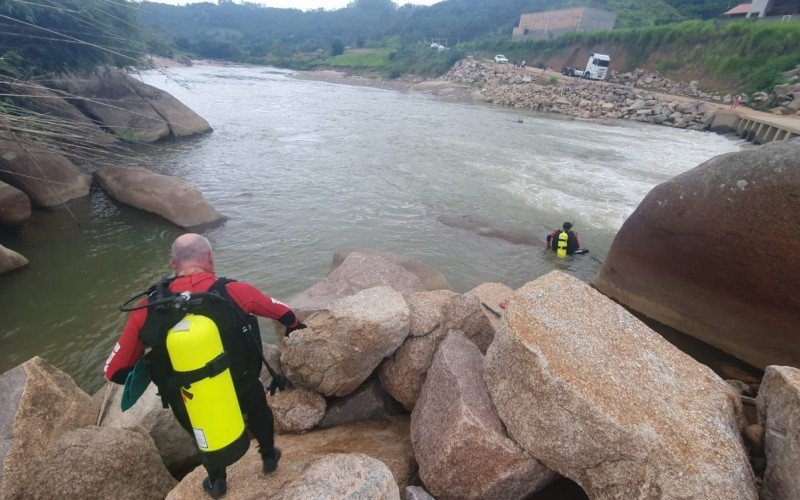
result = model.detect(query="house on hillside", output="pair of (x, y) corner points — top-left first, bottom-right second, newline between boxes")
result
(723, 0), (800, 20)
(512, 7), (616, 41)
(723, 3), (752, 17)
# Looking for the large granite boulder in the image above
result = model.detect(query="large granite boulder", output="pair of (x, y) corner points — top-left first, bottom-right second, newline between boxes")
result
(484, 271), (756, 499)
(98, 383), (200, 474)
(330, 249), (451, 291)
(288, 252), (426, 318)
(405, 290), (460, 337)
(379, 288), (498, 410)
(94, 167), (224, 228)
(272, 454), (399, 500)
(378, 290), (458, 410)
(268, 387), (326, 434)
(25, 426), (177, 499)
(411, 332), (555, 498)
(168, 418), (413, 498)
(464, 282), (514, 336)
(281, 286), (409, 397)
(442, 293), (494, 353)
(0, 139), (90, 207)
(757, 366), (800, 499)
(0, 243), (28, 274)
(124, 76), (212, 139)
(593, 140), (800, 369)
(0, 181), (31, 226)
(53, 71), (210, 142)
(0, 357), (97, 498)
(0, 81), (116, 143)
(317, 377), (404, 428)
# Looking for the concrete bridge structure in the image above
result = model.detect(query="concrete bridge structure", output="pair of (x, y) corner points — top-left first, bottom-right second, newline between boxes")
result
(711, 109), (800, 144)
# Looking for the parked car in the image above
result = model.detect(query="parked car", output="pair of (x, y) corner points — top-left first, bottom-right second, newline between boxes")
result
(494, 54), (509, 64)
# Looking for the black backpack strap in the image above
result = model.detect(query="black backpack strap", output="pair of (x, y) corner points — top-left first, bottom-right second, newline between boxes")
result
(209, 277), (283, 380)
(165, 351), (231, 392)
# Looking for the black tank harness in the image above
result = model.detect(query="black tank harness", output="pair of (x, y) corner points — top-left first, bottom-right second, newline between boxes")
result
(120, 276), (282, 408)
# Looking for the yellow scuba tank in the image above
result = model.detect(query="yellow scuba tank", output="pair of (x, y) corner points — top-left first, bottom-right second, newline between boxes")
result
(556, 230), (569, 258)
(166, 313), (249, 469)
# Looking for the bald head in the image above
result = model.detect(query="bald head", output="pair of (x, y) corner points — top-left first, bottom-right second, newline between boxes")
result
(170, 233), (214, 275)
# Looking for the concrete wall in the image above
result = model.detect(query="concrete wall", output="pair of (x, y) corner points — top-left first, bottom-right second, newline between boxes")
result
(512, 7), (616, 41)
(747, 0), (772, 17)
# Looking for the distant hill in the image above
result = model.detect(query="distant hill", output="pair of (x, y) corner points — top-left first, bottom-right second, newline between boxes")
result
(138, 0), (732, 60)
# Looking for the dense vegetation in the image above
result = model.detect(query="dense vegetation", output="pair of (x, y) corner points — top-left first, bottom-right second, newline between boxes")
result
(0, 0), (143, 77)
(0, 0), (795, 93)
(137, 0), (721, 65)
(483, 20), (800, 92)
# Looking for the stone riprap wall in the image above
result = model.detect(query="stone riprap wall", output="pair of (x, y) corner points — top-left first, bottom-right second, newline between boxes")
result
(606, 69), (731, 103)
(444, 60), (717, 131)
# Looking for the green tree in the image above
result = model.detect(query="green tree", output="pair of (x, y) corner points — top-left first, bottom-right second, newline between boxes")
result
(0, 0), (144, 76)
(331, 38), (345, 56)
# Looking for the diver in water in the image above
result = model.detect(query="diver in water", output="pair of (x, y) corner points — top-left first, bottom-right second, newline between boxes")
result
(546, 222), (581, 258)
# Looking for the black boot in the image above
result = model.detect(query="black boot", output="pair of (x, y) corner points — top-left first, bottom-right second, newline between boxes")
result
(261, 447), (281, 475)
(202, 476), (227, 498)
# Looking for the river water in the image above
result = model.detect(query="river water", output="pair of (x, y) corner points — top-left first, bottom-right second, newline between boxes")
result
(0, 66), (743, 391)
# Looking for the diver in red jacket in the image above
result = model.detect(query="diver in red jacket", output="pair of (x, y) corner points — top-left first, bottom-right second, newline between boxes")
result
(104, 233), (305, 497)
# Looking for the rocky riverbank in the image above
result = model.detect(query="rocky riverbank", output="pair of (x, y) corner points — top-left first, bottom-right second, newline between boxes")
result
(2, 241), (798, 498)
(443, 60), (720, 131)
(0, 68), (222, 274)
(4, 138), (796, 499)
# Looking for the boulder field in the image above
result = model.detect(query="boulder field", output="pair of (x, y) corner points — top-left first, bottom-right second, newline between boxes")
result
(444, 60), (718, 130)
(593, 139), (800, 369)
(3, 246), (790, 498)
(0, 71), (219, 274)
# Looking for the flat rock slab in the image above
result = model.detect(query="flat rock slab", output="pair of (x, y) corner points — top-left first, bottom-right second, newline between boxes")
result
(757, 365), (800, 499)
(168, 418), (412, 498)
(593, 139), (800, 368)
(95, 166), (224, 228)
(0, 139), (90, 207)
(26, 426), (177, 500)
(412, 332), (555, 498)
(276, 417), (415, 491)
(272, 453), (399, 500)
(281, 286), (409, 397)
(484, 271), (756, 499)
(0, 357), (97, 498)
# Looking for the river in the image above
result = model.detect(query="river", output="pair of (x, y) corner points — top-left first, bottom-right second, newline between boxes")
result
(0, 65), (743, 391)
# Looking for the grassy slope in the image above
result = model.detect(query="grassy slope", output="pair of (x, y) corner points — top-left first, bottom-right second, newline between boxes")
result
(481, 20), (800, 93)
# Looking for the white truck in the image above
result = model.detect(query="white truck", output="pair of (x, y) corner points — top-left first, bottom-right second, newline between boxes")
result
(562, 53), (611, 81)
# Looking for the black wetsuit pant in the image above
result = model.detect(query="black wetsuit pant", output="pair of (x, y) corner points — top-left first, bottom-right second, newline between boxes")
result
(169, 380), (274, 481)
